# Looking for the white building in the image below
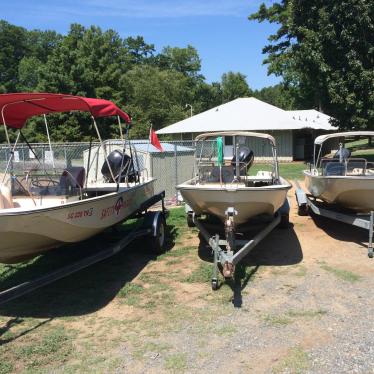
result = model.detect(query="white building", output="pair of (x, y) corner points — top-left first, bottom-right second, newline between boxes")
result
(157, 98), (336, 161)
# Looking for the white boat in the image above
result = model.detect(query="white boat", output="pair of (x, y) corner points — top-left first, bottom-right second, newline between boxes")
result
(0, 93), (156, 263)
(177, 131), (291, 225)
(304, 131), (374, 212)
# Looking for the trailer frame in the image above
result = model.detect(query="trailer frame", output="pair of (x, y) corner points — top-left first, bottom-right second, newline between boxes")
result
(294, 181), (374, 258)
(0, 191), (167, 306)
(187, 199), (290, 290)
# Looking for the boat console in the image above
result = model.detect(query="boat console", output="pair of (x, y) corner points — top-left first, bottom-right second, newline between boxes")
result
(320, 157), (372, 176)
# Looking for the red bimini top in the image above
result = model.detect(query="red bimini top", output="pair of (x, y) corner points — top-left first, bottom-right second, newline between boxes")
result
(0, 93), (131, 129)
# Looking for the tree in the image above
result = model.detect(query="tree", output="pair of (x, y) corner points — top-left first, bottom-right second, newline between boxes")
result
(221, 72), (252, 102)
(157, 45), (203, 80)
(17, 56), (41, 91)
(192, 81), (222, 113)
(120, 65), (191, 137)
(124, 36), (155, 65)
(0, 21), (28, 92)
(33, 24), (131, 140)
(249, 1), (374, 129)
(26, 29), (62, 63)
(253, 84), (295, 110)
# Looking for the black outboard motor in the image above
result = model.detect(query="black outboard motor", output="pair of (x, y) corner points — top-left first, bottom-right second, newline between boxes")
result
(333, 147), (351, 161)
(101, 150), (139, 183)
(231, 146), (254, 176)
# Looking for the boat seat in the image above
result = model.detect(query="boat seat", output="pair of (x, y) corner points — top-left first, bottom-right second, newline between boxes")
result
(58, 167), (86, 194)
(346, 159), (366, 175)
(209, 166), (235, 183)
(0, 184), (14, 209)
(324, 162), (345, 176)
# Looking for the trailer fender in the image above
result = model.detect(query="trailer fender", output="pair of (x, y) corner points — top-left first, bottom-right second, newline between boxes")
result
(143, 211), (164, 237)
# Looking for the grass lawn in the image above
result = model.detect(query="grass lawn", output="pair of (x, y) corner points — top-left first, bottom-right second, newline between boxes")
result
(351, 149), (374, 162)
(0, 208), (188, 374)
(249, 162), (307, 180)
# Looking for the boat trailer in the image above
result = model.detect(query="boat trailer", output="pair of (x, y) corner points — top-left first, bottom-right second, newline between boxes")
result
(0, 191), (168, 306)
(187, 200), (290, 290)
(294, 181), (374, 258)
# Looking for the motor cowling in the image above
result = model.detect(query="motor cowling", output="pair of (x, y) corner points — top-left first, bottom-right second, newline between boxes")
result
(333, 148), (351, 160)
(231, 146), (254, 175)
(101, 150), (138, 182)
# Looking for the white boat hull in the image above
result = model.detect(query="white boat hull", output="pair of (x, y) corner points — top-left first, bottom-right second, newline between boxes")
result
(304, 170), (374, 212)
(178, 177), (291, 224)
(0, 180), (155, 263)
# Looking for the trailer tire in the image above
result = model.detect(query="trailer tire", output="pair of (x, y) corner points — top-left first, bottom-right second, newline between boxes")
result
(298, 204), (308, 216)
(211, 279), (218, 290)
(147, 215), (166, 254)
(186, 213), (195, 228)
(279, 214), (290, 229)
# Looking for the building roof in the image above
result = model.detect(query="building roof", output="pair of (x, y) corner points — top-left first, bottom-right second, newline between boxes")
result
(157, 98), (336, 135)
(288, 110), (335, 131)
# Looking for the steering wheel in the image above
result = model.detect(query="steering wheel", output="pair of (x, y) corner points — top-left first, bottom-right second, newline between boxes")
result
(31, 177), (59, 188)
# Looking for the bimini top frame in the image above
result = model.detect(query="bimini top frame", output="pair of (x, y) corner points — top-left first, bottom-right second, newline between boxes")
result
(313, 131), (374, 169)
(195, 131), (276, 146)
(194, 131), (279, 181)
(0, 93), (133, 190)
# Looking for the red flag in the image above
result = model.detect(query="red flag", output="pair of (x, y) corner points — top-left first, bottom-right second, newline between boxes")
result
(150, 129), (163, 152)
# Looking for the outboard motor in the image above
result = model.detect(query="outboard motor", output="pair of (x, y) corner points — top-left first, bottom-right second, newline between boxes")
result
(231, 146), (254, 176)
(101, 150), (139, 183)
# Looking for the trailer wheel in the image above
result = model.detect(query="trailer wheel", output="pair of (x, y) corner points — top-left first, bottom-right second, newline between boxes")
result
(147, 215), (166, 254)
(186, 213), (195, 228)
(368, 248), (373, 258)
(298, 204), (308, 216)
(211, 279), (218, 290)
(279, 214), (290, 229)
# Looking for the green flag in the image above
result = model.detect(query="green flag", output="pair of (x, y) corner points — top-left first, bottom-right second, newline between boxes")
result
(216, 136), (224, 166)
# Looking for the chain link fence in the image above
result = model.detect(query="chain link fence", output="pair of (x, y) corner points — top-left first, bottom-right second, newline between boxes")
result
(0, 140), (197, 203)
(0, 138), (283, 203)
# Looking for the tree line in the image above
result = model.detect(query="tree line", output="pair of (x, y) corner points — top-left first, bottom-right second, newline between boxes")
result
(1, 20), (286, 142)
(0, 1), (372, 142)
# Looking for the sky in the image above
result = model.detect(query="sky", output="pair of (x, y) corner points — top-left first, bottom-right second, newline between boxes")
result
(1, 0), (281, 89)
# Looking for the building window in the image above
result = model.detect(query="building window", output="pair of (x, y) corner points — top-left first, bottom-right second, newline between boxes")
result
(224, 136), (233, 146)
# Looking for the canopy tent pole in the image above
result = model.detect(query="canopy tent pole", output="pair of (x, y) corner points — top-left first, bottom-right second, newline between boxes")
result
(43, 114), (55, 171)
(91, 116), (116, 183)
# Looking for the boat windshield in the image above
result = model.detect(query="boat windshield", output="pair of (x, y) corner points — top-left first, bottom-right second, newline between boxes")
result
(193, 134), (279, 186)
(0, 137), (145, 207)
(313, 134), (374, 176)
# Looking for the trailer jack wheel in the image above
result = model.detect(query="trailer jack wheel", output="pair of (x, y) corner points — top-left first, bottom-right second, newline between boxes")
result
(186, 213), (195, 228)
(279, 214), (290, 229)
(368, 247), (373, 259)
(211, 279), (218, 291)
(297, 204), (308, 216)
